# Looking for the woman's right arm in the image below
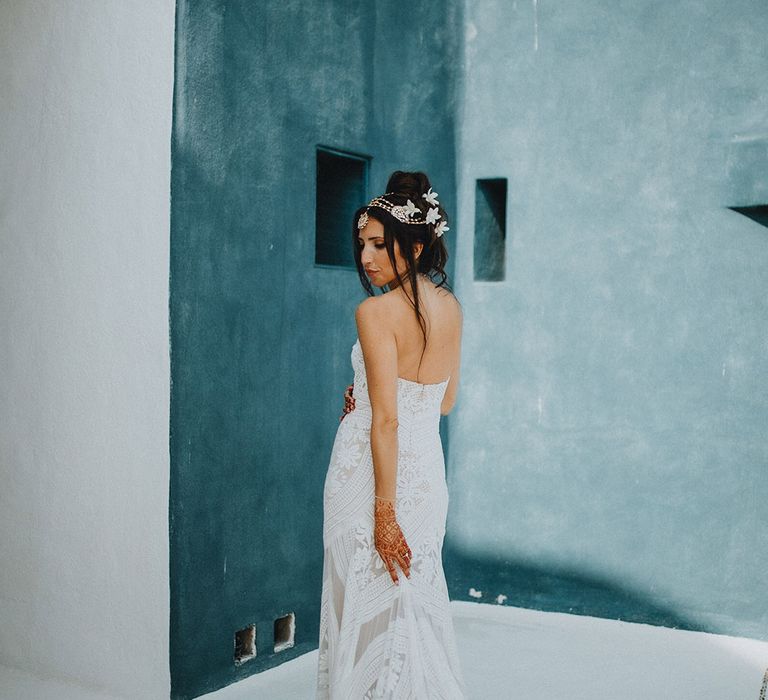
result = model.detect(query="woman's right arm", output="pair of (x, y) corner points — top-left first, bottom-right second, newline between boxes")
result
(339, 383), (355, 422)
(440, 306), (462, 416)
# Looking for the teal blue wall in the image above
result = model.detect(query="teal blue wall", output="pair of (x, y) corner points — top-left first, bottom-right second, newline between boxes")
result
(170, 2), (768, 696)
(169, 1), (461, 697)
(445, 0), (768, 641)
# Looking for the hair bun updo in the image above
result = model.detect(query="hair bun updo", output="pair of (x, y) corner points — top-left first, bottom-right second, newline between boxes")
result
(353, 169), (456, 341)
(385, 171), (433, 201)
(353, 169), (457, 377)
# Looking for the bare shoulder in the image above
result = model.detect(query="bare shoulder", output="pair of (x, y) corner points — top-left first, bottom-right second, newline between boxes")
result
(433, 282), (460, 303)
(355, 294), (386, 318)
(434, 285), (463, 325)
(355, 295), (392, 333)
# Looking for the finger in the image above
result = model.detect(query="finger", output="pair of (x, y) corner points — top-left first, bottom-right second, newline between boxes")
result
(396, 533), (407, 552)
(398, 538), (412, 570)
(384, 556), (399, 584)
(397, 553), (410, 578)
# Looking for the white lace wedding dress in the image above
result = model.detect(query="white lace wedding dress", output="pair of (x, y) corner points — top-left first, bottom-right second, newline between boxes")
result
(316, 337), (466, 699)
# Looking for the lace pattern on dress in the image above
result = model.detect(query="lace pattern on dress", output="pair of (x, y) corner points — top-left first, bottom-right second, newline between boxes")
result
(317, 338), (466, 699)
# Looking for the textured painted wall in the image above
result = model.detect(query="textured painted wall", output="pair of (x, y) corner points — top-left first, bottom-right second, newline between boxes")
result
(0, 2), (174, 697)
(445, 0), (768, 641)
(169, 1), (461, 696)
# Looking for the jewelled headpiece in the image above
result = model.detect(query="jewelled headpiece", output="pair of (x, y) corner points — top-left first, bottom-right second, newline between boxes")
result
(358, 187), (450, 238)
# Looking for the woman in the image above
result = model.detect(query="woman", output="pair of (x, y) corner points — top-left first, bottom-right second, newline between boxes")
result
(316, 171), (466, 699)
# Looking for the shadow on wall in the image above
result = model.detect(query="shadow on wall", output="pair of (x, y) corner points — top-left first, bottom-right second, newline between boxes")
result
(443, 543), (703, 634)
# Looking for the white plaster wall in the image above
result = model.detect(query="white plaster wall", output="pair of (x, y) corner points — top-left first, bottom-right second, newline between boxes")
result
(0, 2), (174, 697)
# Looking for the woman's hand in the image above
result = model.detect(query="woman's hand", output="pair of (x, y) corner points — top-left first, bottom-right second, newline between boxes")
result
(374, 497), (411, 584)
(339, 383), (356, 422)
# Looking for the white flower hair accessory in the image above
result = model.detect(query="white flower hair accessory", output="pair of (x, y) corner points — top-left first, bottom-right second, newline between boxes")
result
(425, 207), (441, 225)
(435, 220), (449, 238)
(422, 187), (439, 206)
(403, 199), (420, 217)
(357, 187), (448, 239)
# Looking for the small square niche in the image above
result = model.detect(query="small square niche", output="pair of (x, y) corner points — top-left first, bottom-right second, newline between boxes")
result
(274, 612), (295, 653)
(315, 146), (370, 268)
(233, 623), (256, 665)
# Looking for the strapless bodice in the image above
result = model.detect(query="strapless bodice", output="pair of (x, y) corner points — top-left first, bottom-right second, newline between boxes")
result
(347, 338), (449, 427)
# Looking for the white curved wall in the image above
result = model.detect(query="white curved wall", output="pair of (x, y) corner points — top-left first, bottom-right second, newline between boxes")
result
(0, 2), (174, 697)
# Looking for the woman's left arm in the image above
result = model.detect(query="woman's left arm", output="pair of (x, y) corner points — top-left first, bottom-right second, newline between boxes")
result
(356, 298), (411, 584)
(355, 297), (400, 500)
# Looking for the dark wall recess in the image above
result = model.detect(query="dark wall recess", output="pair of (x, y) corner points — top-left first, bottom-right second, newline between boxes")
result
(474, 178), (507, 281)
(234, 624), (257, 665)
(315, 146), (370, 268)
(274, 612), (295, 653)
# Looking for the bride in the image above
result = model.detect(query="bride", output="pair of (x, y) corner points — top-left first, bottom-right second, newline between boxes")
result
(316, 171), (466, 699)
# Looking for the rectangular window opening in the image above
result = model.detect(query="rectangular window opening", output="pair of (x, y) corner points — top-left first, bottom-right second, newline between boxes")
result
(474, 178), (507, 281)
(315, 146), (370, 268)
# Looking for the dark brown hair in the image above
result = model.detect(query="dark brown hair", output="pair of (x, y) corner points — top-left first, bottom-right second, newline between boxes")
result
(352, 170), (459, 379)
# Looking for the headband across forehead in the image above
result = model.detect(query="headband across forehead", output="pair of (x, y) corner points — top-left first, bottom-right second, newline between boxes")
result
(357, 188), (449, 238)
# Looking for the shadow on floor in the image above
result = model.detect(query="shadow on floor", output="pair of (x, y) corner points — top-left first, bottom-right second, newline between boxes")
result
(443, 541), (707, 633)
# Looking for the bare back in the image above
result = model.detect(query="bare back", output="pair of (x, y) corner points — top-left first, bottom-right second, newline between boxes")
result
(382, 276), (463, 413)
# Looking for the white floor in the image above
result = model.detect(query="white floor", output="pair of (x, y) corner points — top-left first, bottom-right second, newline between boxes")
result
(0, 666), (124, 700)
(2, 602), (766, 699)
(204, 602), (768, 700)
